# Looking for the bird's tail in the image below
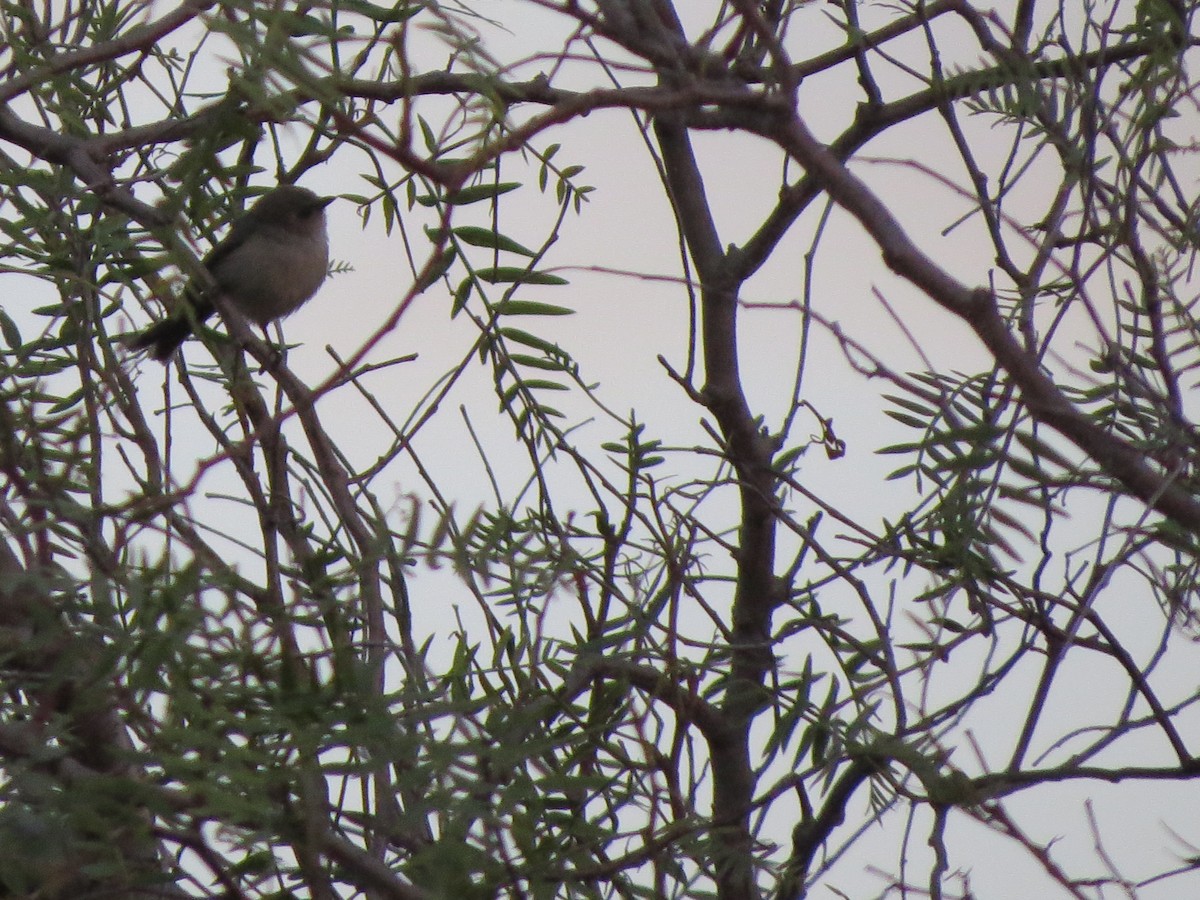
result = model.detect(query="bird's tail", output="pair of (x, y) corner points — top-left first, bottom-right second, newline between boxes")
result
(121, 317), (196, 361)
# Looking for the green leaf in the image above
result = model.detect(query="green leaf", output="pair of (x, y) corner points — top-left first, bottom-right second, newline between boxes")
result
(418, 116), (436, 154)
(500, 381), (524, 408)
(498, 327), (560, 355)
(516, 379), (568, 392)
(414, 247), (457, 292)
(477, 267), (568, 286)
(509, 353), (568, 371)
(0, 309), (22, 348)
(452, 226), (535, 256)
(1011, 430), (1078, 472)
(493, 300), (574, 316)
(417, 182), (521, 207)
(883, 411), (931, 430)
(341, 0), (423, 22)
(452, 276), (474, 317)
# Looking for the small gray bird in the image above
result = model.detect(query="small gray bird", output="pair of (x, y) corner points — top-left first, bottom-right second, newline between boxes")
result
(125, 185), (334, 360)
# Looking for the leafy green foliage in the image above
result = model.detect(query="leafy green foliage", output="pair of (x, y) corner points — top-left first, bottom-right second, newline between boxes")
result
(2, 1), (1199, 898)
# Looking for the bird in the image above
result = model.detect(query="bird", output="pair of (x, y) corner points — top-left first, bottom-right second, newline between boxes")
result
(124, 185), (334, 360)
